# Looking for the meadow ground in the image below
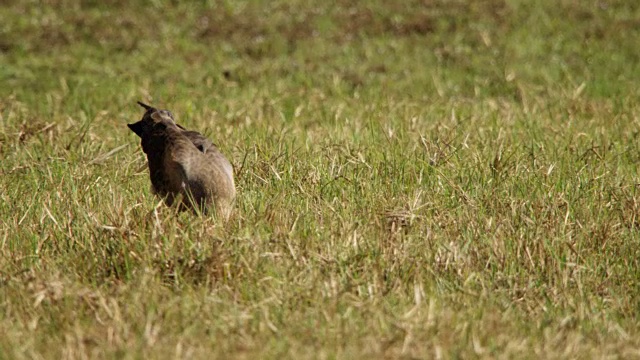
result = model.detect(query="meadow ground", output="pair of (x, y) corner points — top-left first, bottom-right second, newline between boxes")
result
(1, 1), (640, 358)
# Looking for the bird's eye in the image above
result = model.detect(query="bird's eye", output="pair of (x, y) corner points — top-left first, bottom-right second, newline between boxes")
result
(162, 110), (174, 120)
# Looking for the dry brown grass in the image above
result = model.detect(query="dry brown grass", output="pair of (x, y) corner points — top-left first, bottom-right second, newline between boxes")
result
(2, 0), (640, 358)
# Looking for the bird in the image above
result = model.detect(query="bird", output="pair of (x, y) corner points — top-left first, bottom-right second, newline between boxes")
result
(128, 101), (236, 220)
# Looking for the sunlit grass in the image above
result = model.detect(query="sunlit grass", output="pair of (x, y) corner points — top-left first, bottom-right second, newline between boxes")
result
(1, 0), (640, 358)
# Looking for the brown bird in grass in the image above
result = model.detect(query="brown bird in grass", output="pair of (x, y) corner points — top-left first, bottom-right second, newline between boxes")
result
(128, 101), (236, 219)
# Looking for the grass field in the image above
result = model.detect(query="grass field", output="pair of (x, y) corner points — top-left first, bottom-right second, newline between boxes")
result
(2, 0), (640, 358)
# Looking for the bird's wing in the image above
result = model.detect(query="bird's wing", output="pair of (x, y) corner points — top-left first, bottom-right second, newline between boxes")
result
(181, 130), (215, 153)
(164, 132), (212, 206)
(204, 148), (235, 186)
(163, 132), (198, 186)
(168, 127), (235, 195)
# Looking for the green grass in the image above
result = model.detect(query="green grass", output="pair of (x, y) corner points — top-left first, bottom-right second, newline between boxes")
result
(2, 0), (640, 358)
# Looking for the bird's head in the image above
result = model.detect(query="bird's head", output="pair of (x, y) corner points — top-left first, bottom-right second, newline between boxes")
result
(128, 101), (177, 138)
